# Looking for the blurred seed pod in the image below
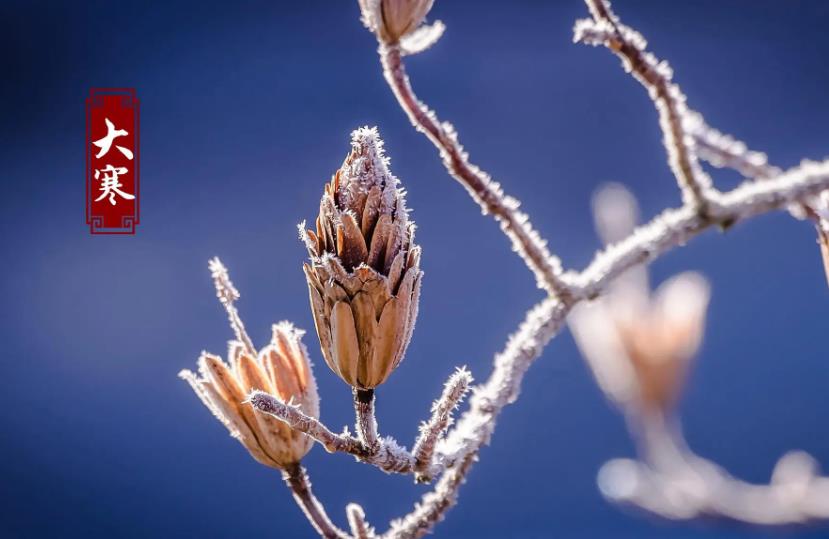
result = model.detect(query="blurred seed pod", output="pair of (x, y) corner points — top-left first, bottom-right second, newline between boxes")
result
(569, 184), (710, 415)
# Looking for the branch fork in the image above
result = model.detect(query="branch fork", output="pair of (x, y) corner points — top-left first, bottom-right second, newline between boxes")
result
(250, 366), (472, 481)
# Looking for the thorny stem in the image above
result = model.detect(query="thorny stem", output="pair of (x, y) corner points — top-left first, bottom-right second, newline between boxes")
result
(354, 388), (380, 453)
(583, 0), (714, 214)
(378, 44), (572, 301)
(283, 463), (349, 539)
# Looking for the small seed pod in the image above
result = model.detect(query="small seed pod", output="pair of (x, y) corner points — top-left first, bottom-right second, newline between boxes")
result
(358, 0), (434, 44)
(180, 322), (320, 470)
(302, 126), (422, 389)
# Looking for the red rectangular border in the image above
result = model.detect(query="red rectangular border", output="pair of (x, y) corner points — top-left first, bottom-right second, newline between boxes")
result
(86, 88), (140, 234)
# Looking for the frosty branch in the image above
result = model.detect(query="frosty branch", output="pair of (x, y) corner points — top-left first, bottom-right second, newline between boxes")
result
(577, 0), (714, 210)
(378, 44), (569, 299)
(182, 0), (829, 537)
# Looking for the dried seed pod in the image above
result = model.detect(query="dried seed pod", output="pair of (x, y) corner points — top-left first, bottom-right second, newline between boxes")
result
(358, 0), (434, 44)
(302, 126), (422, 389)
(180, 323), (319, 469)
(180, 258), (320, 470)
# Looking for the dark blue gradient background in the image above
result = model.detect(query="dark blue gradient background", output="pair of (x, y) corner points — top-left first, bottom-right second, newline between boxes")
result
(2, 1), (828, 537)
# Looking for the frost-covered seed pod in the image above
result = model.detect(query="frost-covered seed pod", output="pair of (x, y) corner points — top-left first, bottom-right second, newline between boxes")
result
(302, 126), (422, 389)
(180, 322), (320, 469)
(358, 0), (434, 44)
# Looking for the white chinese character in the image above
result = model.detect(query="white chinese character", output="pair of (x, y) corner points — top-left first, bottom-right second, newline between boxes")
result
(92, 118), (134, 160)
(94, 165), (135, 205)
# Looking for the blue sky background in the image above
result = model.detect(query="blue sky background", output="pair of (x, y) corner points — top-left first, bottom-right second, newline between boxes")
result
(2, 1), (828, 537)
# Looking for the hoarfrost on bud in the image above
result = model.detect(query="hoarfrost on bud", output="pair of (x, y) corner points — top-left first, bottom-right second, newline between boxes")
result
(303, 126), (422, 389)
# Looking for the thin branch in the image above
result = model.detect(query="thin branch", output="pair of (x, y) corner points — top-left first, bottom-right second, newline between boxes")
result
(576, 0), (714, 211)
(347, 504), (375, 539)
(250, 373), (476, 479)
(571, 5), (786, 193)
(250, 391), (364, 455)
(354, 389), (380, 453)
(412, 368), (472, 482)
(208, 257), (257, 357)
(685, 112), (781, 180)
(382, 454), (478, 539)
(283, 463), (350, 539)
(249, 390), (416, 475)
(573, 23), (779, 181)
(377, 44), (571, 299)
(600, 455), (829, 524)
(573, 160), (829, 298)
(598, 417), (829, 524)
